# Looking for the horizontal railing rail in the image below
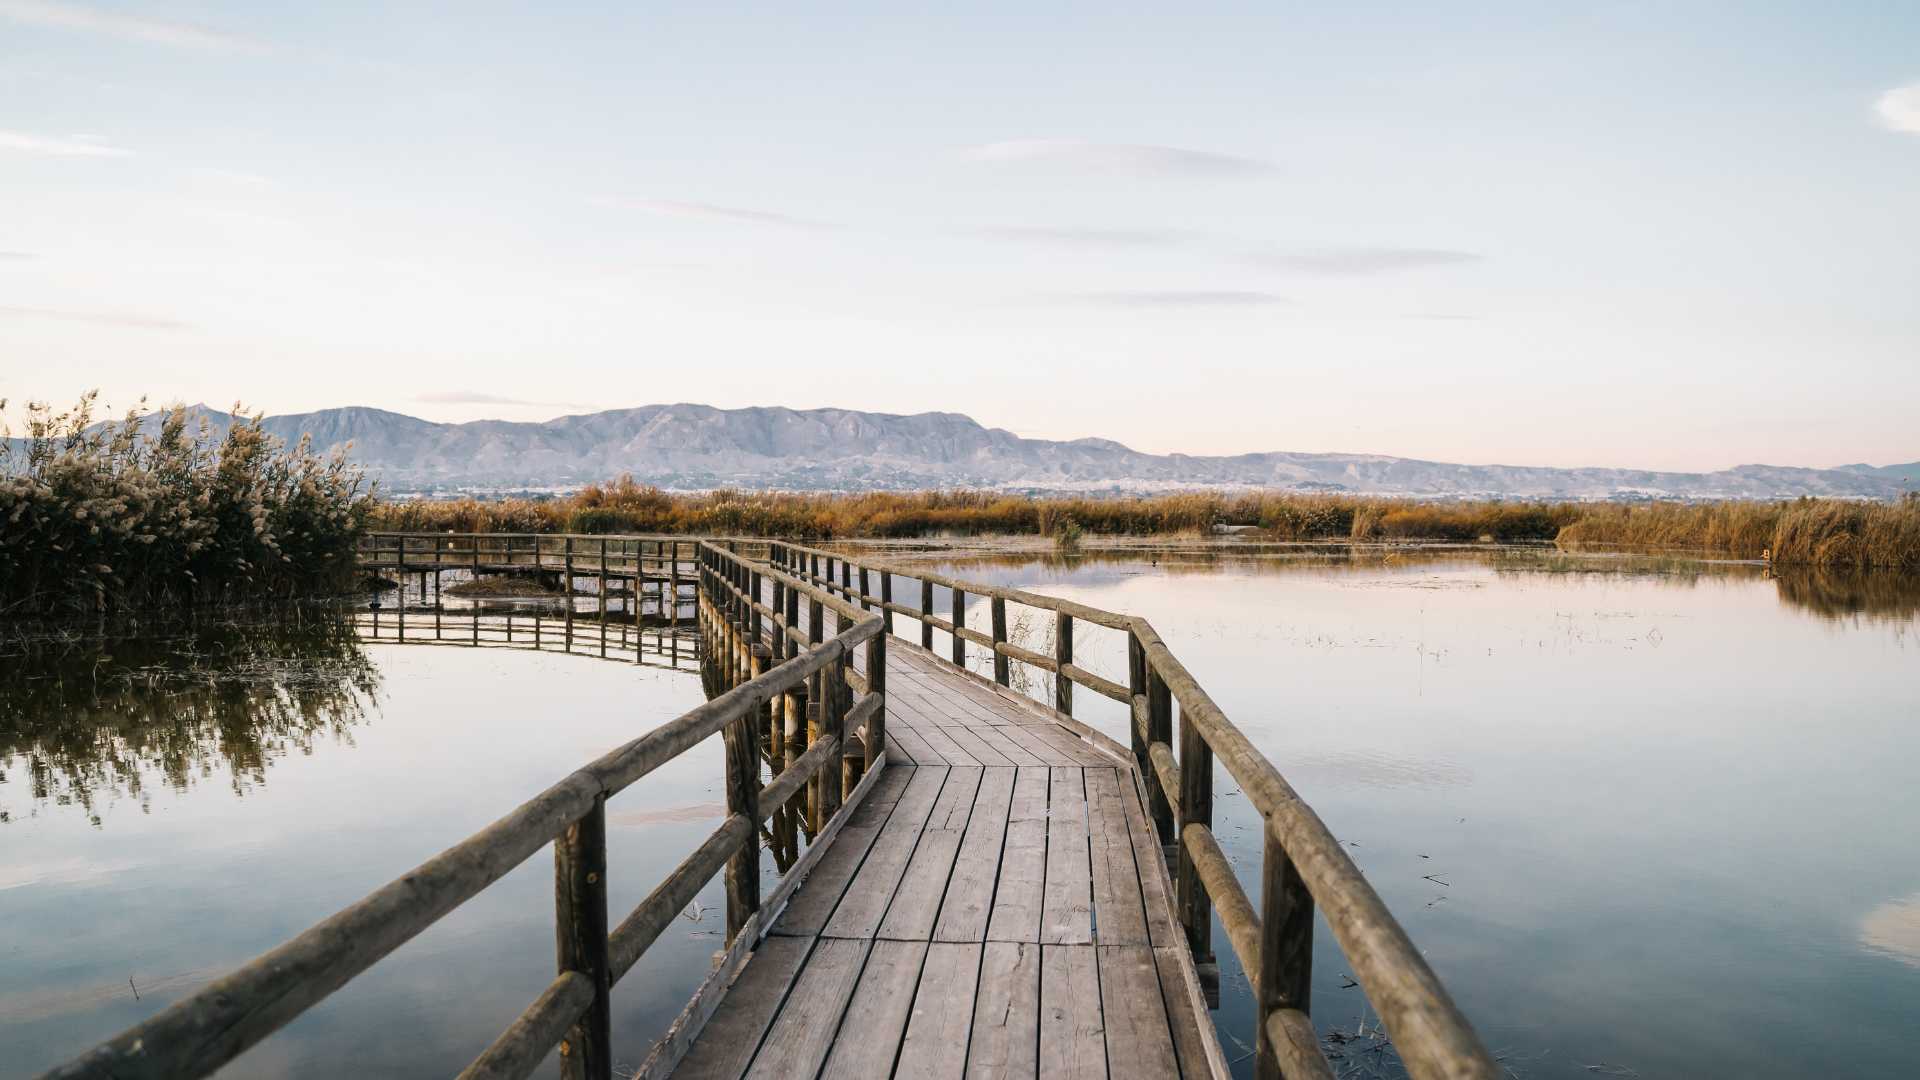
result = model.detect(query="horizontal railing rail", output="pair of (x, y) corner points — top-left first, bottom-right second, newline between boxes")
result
(44, 541), (883, 1080)
(764, 540), (1497, 1080)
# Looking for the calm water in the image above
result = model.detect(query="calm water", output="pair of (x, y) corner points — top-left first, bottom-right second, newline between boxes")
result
(3, 547), (1916, 1078)
(888, 544), (1920, 1079)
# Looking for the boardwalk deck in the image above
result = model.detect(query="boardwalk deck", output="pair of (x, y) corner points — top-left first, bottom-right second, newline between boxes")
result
(668, 640), (1224, 1080)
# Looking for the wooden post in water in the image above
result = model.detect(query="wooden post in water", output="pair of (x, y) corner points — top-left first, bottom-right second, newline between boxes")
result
(722, 684), (762, 943)
(1054, 611), (1073, 715)
(1255, 822), (1314, 1080)
(920, 579), (935, 650)
(857, 566), (870, 612)
(1177, 703), (1215, 972)
(990, 596), (1009, 686)
(564, 536), (575, 624)
(555, 797), (611, 1080)
(1145, 655), (1175, 844)
(865, 630), (887, 769)
(880, 571), (894, 635)
(597, 537), (608, 622)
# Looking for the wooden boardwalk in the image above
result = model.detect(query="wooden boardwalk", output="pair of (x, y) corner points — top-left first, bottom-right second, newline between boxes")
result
(671, 644), (1222, 1080)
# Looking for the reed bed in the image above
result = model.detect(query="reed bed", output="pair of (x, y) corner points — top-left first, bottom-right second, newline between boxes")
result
(1, 396), (374, 616)
(372, 478), (1920, 569)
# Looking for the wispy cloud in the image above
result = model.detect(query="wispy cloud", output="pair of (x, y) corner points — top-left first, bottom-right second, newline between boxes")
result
(415, 391), (588, 408)
(1402, 313), (1480, 322)
(0, 0), (262, 51)
(971, 226), (1187, 249)
(964, 139), (1275, 178)
(0, 305), (188, 330)
(598, 197), (836, 229)
(0, 129), (131, 158)
(1249, 247), (1483, 276)
(0, 251), (35, 260)
(1045, 290), (1289, 308)
(1877, 83), (1920, 134)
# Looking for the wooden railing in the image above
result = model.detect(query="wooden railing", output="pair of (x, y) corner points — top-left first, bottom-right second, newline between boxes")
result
(766, 541), (1499, 1080)
(358, 533), (695, 623)
(42, 542), (885, 1080)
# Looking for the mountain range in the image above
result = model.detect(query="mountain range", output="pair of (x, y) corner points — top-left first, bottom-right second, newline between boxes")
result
(36, 403), (1918, 500)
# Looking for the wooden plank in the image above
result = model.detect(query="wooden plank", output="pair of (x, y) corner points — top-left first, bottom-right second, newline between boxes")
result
(984, 767), (1051, 943)
(1021, 723), (1117, 767)
(742, 937), (872, 1080)
(1153, 946), (1218, 1080)
(1038, 945), (1105, 1080)
(888, 725), (941, 765)
(1098, 945), (1179, 1080)
(969, 725), (1046, 767)
(878, 766), (984, 940)
(1040, 768), (1092, 946)
(772, 768), (914, 937)
(886, 733), (921, 766)
(933, 768), (1016, 943)
(938, 725), (1013, 766)
(821, 766), (950, 938)
(916, 725), (977, 767)
(965, 941), (1040, 1080)
(994, 725), (1078, 767)
(1120, 772), (1183, 950)
(818, 939), (931, 1079)
(669, 935), (812, 1080)
(1084, 768), (1149, 947)
(895, 942), (985, 1080)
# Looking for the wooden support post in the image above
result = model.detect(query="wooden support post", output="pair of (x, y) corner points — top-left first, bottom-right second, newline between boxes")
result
(1146, 664), (1176, 844)
(858, 566), (871, 612)
(865, 631), (887, 767)
(880, 570), (894, 635)
(564, 536), (575, 623)
(830, 649), (852, 809)
(1255, 823), (1314, 1080)
(921, 578), (934, 650)
(1177, 705), (1215, 966)
(951, 587), (967, 667)
(805, 697), (824, 835)
(1055, 611), (1073, 715)
(722, 696), (762, 943)
(555, 797), (611, 1080)
(990, 596), (1009, 686)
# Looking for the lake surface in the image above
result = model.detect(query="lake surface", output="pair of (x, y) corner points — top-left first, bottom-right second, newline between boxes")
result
(880, 543), (1920, 1079)
(3, 546), (1916, 1078)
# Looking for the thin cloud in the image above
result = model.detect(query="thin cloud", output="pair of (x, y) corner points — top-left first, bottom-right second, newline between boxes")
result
(1402, 313), (1480, 322)
(964, 139), (1275, 178)
(0, 130), (132, 158)
(1250, 247), (1483, 276)
(0, 305), (188, 330)
(598, 197), (836, 230)
(971, 226), (1186, 249)
(416, 391), (588, 408)
(1047, 290), (1289, 308)
(0, 0), (262, 51)
(0, 251), (34, 260)
(1877, 83), (1920, 134)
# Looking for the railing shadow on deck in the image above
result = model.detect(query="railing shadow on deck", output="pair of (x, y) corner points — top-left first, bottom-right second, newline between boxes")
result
(41, 541), (886, 1080)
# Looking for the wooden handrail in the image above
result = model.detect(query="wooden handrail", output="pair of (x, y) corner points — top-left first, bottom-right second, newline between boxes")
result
(761, 539), (1498, 1080)
(45, 541), (884, 1080)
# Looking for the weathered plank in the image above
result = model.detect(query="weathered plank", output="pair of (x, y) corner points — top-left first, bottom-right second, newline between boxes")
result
(877, 766), (984, 940)
(670, 935), (812, 1080)
(818, 938), (931, 1079)
(743, 937), (872, 1080)
(1098, 944), (1179, 1080)
(894, 941), (985, 1080)
(968, 725), (1047, 767)
(1040, 768), (1092, 946)
(933, 767), (1017, 943)
(1120, 771), (1183, 949)
(821, 766), (950, 938)
(771, 767), (913, 937)
(1153, 946), (1218, 1080)
(1038, 945), (1105, 1080)
(1085, 768), (1149, 946)
(939, 725), (1014, 766)
(984, 767), (1051, 943)
(965, 941), (1040, 1080)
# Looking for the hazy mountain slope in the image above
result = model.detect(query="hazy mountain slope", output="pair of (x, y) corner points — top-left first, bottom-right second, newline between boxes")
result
(23, 402), (1910, 499)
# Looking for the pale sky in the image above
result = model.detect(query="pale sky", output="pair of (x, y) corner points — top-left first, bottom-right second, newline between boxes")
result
(2, 2), (1917, 471)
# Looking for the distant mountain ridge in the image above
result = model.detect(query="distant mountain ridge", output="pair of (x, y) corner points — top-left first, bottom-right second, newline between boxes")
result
(35, 402), (1917, 500)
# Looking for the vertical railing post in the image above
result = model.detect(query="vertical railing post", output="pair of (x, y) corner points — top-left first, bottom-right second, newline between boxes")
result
(1054, 611), (1073, 715)
(990, 596), (1009, 686)
(564, 536), (575, 624)
(1177, 706), (1215, 971)
(1146, 663), (1176, 844)
(840, 558), (851, 602)
(880, 571), (894, 635)
(865, 629), (887, 768)
(1255, 823), (1314, 1080)
(858, 566), (871, 612)
(920, 578), (935, 650)
(555, 797), (611, 1080)
(597, 537), (609, 622)
(951, 587), (967, 667)
(830, 646), (852, 809)
(723, 689), (762, 943)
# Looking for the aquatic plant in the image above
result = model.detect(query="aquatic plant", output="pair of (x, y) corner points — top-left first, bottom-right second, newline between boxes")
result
(0, 395), (375, 616)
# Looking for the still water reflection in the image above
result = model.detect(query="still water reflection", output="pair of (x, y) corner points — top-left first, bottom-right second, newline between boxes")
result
(2, 548), (1915, 1078)
(872, 543), (1918, 1079)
